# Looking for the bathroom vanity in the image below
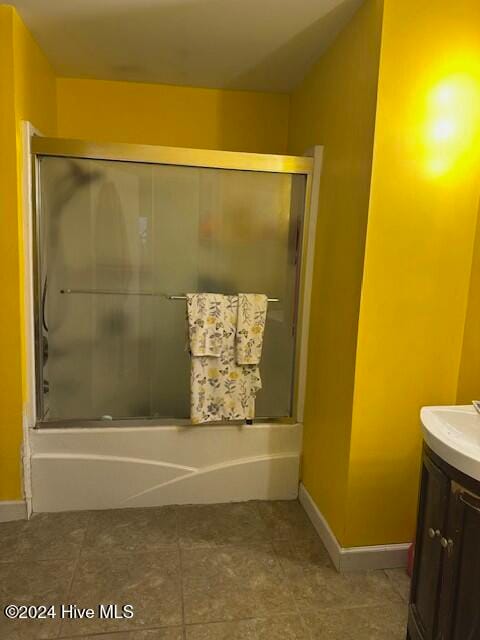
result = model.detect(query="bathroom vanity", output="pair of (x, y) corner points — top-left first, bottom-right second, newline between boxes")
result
(408, 406), (480, 640)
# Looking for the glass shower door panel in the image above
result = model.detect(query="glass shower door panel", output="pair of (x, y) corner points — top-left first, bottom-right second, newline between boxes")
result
(150, 165), (200, 417)
(197, 168), (300, 418)
(40, 157), (94, 419)
(151, 165), (304, 418)
(40, 157), (154, 420)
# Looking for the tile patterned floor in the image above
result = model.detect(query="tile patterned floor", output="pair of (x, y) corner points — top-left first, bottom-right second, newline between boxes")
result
(0, 501), (410, 639)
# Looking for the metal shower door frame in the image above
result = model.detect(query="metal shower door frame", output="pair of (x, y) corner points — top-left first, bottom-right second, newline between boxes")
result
(30, 136), (314, 427)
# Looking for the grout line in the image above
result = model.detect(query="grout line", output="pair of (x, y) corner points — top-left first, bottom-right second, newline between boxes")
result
(183, 611), (307, 627)
(270, 535), (314, 640)
(182, 602), (408, 630)
(175, 506), (187, 640)
(55, 624), (184, 639)
(383, 567), (411, 604)
(56, 512), (94, 639)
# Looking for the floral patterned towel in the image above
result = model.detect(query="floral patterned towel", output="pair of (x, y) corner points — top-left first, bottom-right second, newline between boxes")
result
(188, 294), (262, 424)
(186, 293), (225, 356)
(236, 294), (268, 365)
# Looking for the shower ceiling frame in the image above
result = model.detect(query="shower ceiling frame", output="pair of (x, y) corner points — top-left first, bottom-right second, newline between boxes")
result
(30, 136), (314, 428)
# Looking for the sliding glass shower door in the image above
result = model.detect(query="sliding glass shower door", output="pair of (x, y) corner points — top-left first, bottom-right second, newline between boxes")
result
(36, 153), (306, 422)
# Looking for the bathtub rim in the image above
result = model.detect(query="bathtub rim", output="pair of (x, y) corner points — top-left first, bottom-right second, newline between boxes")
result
(33, 416), (298, 430)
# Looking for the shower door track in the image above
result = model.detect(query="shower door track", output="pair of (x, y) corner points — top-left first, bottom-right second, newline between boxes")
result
(31, 137), (313, 174)
(31, 136), (315, 428)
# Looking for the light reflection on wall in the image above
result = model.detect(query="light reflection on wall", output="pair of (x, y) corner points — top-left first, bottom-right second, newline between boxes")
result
(422, 67), (480, 178)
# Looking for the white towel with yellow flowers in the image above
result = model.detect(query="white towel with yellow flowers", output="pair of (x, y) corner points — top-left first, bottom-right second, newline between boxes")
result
(186, 293), (224, 357)
(236, 294), (268, 365)
(186, 293), (264, 424)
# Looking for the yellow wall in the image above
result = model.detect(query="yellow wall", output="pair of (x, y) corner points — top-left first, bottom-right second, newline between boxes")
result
(347, 0), (480, 546)
(288, 0), (384, 543)
(12, 7), (57, 396)
(0, 5), (56, 500)
(457, 197), (480, 403)
(289, 0), (480, 547)
(12, 11), (57, 133)
(56, 78), (290, 154)
(0, 5), (22, 500)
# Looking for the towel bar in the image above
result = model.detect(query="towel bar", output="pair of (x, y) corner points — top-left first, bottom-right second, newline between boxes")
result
(167, 295), (280, 302)
(60, 289), (279, 302)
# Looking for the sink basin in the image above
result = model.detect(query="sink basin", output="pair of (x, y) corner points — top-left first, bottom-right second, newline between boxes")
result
(421, 405), (480, 480)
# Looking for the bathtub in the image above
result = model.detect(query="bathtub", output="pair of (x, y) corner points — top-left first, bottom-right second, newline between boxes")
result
(29, 422), (302, 512)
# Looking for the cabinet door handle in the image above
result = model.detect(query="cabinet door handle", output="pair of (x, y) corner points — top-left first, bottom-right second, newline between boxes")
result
(440, 537), (454, 554)
(428, 527), (440, 539)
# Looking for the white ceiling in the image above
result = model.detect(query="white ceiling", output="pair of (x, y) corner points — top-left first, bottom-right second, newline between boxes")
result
(11, 0), (363, 93)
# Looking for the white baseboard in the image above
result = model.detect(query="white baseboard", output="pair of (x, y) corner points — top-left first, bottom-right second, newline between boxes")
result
(0, 501), (27, 523)
(298, 483), (409, 572)
(298, 482), (341, 568)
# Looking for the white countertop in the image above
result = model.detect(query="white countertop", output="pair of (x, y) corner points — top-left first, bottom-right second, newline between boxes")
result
(421, 404), (480, 481)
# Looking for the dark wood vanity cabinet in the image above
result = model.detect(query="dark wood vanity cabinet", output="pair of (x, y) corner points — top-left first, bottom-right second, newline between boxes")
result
(408, 446), (480, 640)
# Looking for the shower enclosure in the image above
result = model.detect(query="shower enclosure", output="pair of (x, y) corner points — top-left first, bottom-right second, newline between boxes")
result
(32, 138), (313, 426)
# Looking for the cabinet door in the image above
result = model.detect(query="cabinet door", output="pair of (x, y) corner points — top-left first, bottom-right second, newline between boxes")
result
(409, 454), (450, 640)
(440, 485), (480, 640)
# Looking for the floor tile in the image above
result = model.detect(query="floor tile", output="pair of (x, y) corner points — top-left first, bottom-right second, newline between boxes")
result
(59, 627), (184, 639)
(0, 501), (411, 640)
(177, 502), (269, 548)
(302, 602), (408, 639)
(256, 500), (318, 541)
(26, 512), (91, 561)
(0, 512), (91, 563)
(83, 507), (177, 555)
(61, 548), (182, 636)
(273, 536), (332, 575)
(182, 543), (295, 623)
(289, 565), (402, 611)
(0, 519), (26, 561)
(0, 558), (75, 639)
(185, 614), (309, 639)
(385, 568), (411, 603)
